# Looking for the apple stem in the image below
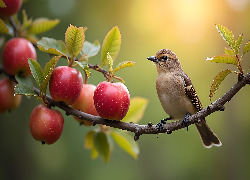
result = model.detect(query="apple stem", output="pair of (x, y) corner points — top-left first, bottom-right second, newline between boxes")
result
(84, 72), (88, 84)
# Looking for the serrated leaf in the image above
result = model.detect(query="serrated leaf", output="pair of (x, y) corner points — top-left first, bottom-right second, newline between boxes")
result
(22, 10), (32, 29)
(27, 18), (60, 34)
(242, 40), (250, 57)
(37, 37), (67, 56)
(0, 0), (6, 8)
(206, 54), (240, 69)
(209, 69), (232, 100)
(122, 97), (148, 123)
(224, 47), (235, 55)
(0, 18), (9, 34)
(111, 130), (139, 159)
(15, 74), (33, 88)
(28, 59), (44, 91)
(74, 61), (90, 77)
(81, 40), (100, 58)
(107, 52), (113, 73)
(65, 24), (85, 58)
(42, 56), (60, 95)
(234, 34), (243, 55)
(216, 23), (234, 48)
(114, 61), (135, 73)
(93, 131), (111, 163)
(14, 83), (37, 96)
(101, 26), (121, 67)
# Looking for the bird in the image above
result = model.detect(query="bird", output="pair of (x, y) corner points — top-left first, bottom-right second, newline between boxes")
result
(147, 49), (222, 148)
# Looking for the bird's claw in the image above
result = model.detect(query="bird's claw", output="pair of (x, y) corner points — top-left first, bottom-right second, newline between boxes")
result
(182, 112), (191, 131)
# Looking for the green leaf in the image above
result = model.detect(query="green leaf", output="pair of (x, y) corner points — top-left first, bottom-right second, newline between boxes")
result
(28, 58), (44, 91)
(242, 40), (250, 57)
(74, 60), (90, 77)
(0, 36), (5, 49)
(215, 23), (234, 48)
(65, 24), (85, 58)
(42, 56), (60, 95)
(37, 37), (67, 56)
(101, 26), (121, 67)
(107, 52), (113, 73)
(234, 34), (243, 55)
(22, 9), (32, 29)
(84, 130), (99, 159)
(27, 18), (60, 34)
(93, 131), (111, 163)
(224, 47), (235, 55)
(206, 54), (240, 69)
(81, 40), (100, 58)
(14, 83), (37, 96)
(209, 69), (232, 100)
(15, 74), (33, 88)
(114, 61), (135, 73)
(111, 130), (139, 159)
(0, 18), (9, 34)
(0, 0), (6, 8)
(122, 97), (148, 123)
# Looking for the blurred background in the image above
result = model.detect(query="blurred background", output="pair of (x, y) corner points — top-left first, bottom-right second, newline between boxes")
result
(1, 0), (250, 179)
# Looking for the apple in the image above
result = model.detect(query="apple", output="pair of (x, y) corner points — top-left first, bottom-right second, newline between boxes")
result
(29, 104), (64, 145)
(0, 77), (22, 113)
(0, 0), (22, 17)
(71, 84), (99, 126)
(2, 37), (37, 77)
(93, 81), (130, 121)
(49, 66), (83, 105)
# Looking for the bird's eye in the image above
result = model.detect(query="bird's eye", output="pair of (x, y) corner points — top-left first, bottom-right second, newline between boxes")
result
(161, 56), (168, 61)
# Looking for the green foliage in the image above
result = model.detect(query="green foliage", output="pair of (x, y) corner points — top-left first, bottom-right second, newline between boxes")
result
(14, 83), (37, 97)
(74, 60), (90, 77)
(28, 58), (44, 91)
(0, 18), (9, 34)
(37, 37), (67, 56)
(0, 36), (5, 49)
(15, 74), (33, 88)
(114, 61), (135, 73)
(27, 18), (60, 34)
(208, 24), (250, 100)
(0, 0), (6, 8)
(22, 10), (32, 30)
(81, 40), (100, 58)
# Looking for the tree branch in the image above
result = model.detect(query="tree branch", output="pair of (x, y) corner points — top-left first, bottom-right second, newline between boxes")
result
(31, 72), (250, 140)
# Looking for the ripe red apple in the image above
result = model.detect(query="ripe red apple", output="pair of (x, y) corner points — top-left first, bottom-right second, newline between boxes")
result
(2, 37), (37, 77)
(71, 84), (99, 126)
(93, 81), (130, 121)
(0, 77), (22, 113)
(29, 104), (64, 145)
(49, 66), (83, 105)
(0, 0), (22, 17)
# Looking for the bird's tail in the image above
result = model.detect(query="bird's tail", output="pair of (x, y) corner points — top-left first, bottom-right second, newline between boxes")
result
(195, 121), (222, 148)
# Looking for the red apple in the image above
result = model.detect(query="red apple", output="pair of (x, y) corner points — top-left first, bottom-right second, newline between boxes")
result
(93, 81), (130, 121)
(0, 0), (22, 17)
(71, 84), (99, 126)
(49, 66), (83, 105)
(2, 37), (37, 77)
(0, 77), (22, 113)
(29, 104), (64, 145)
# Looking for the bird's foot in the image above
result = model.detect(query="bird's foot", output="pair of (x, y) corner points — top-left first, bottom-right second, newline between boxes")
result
(182, 112), (191, 131)
(156, 117), (171, 137)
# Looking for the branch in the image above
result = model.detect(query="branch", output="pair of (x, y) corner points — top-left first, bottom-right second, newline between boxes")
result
(32, 72), (250, 140)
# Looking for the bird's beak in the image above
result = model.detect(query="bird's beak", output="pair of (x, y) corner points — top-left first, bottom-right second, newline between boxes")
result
(147, 56), (158, 63)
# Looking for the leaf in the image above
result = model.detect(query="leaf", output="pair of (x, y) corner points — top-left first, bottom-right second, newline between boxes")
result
(224, 47), (235, 55)
(81, 40), (100, 58)
(28, 59), (44, 91)
(14, 83), (37, 96)
(27, 18), (60, 34)
(206, 54), (240, 69)
(215, 23), (234, 48)
(84, 130), (99, 159)
(209, 69), (232, 100)
(234, 34), (243, 55)
(0, 18), (9, 34)
(42, 56), (60, 95)
(74, 61), (90, 77)
(65, 24), (85, 58)
(15, 74), (33, 88)
(122, 97), (148, 123)
(0, 0), (6, 8)
(242, 40), (250, 57)
(93, 131), (111, 163)
(22, 10), (32, 29)
(114, 61), (135, 73)
(107, 52), (113, 73)
(0, 36), (5, 49)
(101, 26), (121, 67)
(111, 130), (139, 159)
(37, 37), (67, 56)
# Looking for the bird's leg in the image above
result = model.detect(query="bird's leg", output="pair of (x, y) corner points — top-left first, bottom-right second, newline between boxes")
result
(156, 117), (172, 136)
(182, 112), (191, 131)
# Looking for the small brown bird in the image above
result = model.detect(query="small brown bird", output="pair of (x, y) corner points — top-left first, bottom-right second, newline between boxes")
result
(147, 49), (222, 148)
